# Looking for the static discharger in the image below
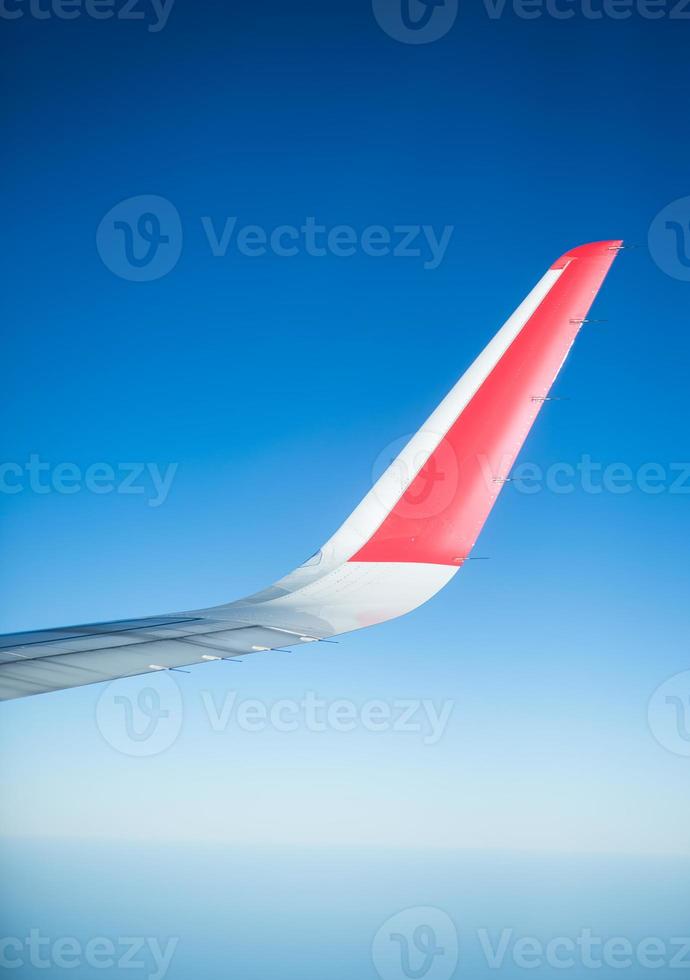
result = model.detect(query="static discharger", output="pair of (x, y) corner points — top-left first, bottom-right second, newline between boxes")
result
(251, 644), (293, 653)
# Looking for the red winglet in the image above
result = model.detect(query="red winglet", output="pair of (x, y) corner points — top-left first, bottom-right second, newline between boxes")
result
(350, 241), (622, 566)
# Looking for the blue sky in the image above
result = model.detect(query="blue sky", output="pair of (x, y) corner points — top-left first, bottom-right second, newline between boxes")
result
(1, 1), (690, 976)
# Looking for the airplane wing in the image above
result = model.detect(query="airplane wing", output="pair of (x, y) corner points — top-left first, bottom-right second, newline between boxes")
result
(0, 240), (622, 701)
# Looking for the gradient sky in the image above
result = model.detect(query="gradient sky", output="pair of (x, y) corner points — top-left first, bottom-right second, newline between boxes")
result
(2, 0), (690, 943)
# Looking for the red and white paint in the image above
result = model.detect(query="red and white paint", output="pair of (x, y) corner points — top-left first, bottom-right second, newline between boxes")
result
(239, 240), (622, 632)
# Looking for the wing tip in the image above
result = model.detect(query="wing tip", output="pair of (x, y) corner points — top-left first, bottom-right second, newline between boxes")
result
(551, 239), (624, 270)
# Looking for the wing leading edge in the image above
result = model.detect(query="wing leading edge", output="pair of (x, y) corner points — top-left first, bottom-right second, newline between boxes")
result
(0, 240), (622, 701)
